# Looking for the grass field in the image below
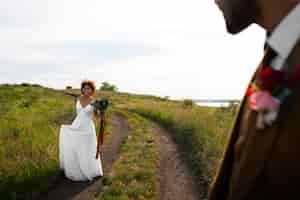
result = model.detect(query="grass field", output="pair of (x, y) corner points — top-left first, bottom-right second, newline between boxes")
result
(0, 84), (76, 199)
(0, 84), (237, 199)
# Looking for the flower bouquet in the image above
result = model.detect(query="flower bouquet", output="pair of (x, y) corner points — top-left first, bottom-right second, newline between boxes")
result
(91, 99), (109, 159)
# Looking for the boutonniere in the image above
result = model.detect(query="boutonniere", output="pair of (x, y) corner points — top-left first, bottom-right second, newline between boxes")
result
(246, 66), (288, 130)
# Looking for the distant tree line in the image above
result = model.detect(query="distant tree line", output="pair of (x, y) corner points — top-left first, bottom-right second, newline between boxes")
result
(20, 82), (43, 87)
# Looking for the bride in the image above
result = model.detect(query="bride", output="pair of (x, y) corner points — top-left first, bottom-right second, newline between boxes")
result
(59, 80), (103, 181)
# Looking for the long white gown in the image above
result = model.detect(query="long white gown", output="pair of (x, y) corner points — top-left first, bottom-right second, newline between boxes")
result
(59, 99), (103, 181)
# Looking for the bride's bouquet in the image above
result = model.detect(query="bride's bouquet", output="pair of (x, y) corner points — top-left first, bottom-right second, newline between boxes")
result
(91, 99), (109, 159)
(91, 99), (109, 113)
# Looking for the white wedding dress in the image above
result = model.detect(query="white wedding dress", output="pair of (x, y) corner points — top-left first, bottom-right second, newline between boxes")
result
(59, 99), (103, 181)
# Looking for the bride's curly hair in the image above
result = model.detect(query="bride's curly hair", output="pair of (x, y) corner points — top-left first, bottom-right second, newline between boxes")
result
(81, 80), (96, 96)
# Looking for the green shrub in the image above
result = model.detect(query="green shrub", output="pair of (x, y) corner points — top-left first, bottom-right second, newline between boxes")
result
(20, 83), (31, 87)
(182, 99), (194, 107)
(100, 82), (118, 92)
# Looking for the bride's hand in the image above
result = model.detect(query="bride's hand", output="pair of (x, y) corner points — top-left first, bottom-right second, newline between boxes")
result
(93, 109), (100, 118)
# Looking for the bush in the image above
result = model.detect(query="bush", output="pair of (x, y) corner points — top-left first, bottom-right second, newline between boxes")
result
(32, 84), (42, 88)
(182, 99), (194, 107)
(162, 96), (170, 101)
(21, 83), (31, 87)
(65, 86), (72, 89)
(100, 82), (118, 92)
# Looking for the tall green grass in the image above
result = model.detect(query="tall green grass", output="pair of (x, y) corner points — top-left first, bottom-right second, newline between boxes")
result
(0, 84), (74, 199)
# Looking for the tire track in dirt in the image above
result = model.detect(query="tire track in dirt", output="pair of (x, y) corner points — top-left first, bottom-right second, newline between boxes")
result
(36, 114), (129, 200)
(151, 123), (202, 200)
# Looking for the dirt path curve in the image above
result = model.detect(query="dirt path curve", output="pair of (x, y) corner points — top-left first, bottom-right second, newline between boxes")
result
(37, 114), (130, 200)
(151, 123), (202, 200)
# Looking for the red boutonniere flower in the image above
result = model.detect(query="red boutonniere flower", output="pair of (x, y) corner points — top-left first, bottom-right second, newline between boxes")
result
(244, 63), (300, 130)
(245, 85), (257, 97)
(245, 66), (284, 130)
(258, 66), (284, 91)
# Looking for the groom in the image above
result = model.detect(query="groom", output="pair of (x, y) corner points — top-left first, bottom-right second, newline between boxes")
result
(210, 0), (300, 199)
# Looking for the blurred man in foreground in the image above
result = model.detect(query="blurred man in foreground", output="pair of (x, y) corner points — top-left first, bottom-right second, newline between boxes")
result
(210, 0), (300, 199)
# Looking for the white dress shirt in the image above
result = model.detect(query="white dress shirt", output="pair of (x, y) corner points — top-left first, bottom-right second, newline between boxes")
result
(267, 2), (300, 70)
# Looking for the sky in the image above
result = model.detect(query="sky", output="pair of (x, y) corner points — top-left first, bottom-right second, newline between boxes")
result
(0, 0), (266, 100)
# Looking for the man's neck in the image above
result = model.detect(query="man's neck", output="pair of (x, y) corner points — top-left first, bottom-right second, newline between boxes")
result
(257, 1), (300, 32)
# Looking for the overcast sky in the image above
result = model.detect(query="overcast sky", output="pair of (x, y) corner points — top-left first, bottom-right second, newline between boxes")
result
(0, 0), (266, 99)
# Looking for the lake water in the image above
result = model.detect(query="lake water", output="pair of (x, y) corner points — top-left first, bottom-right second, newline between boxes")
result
(195, 102), (230, 107)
